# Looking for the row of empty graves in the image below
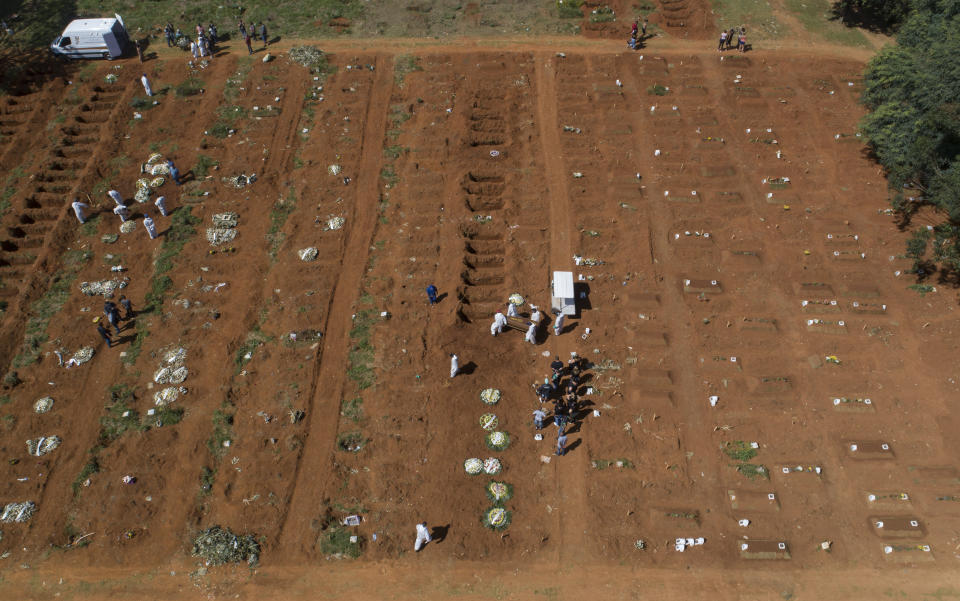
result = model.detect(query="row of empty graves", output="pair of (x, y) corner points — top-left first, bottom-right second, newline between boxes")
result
(1, 82), (130, 304)
(456, 56), (540, 324)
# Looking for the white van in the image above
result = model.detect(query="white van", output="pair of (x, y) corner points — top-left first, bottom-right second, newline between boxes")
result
(50, 14), (129, 60)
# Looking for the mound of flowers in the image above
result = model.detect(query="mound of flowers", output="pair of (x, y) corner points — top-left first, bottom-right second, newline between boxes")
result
(508, 293), (524, 306)
(464, 458), (483, 475)
(482, 506), (511, 530)
(486, 481), (513, 504)
(479, 413), (498, 431)
(486, 431), (510, 451)
(480, 388), (500, 405)
(483, 457), (501, 475)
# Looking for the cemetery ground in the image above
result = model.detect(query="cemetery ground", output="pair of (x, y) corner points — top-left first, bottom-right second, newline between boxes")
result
(0, 37), (959, 600)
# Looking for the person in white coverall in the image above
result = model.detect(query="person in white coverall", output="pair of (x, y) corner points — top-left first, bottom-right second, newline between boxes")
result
(71, 200), (89, 223)
(414, 522), (432, 551)
(143, 215), (158, 239)
(449, 353), (459, 378)
(490, 311), (507, 336)
(553, 313), (565, 336)
(525, 322), (537, 345)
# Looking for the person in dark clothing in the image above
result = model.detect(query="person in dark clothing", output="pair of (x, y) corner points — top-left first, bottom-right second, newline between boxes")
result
(167, 159), (182, 185)
(97, 323), (113, 348)
(553, 400), (568, 430)
(260, 22), (268, 48)
(426, 284), (438, 305)
(245, 32), (253, 54)
(238, 19), (246, 38)
(208, 23), (218, 43)
(119, 295), (134, 320)
(537, 383), (552, 403)
(550, 356), (564, 374)
(726, 27), (735, 50)
(164, 23), (174, 47)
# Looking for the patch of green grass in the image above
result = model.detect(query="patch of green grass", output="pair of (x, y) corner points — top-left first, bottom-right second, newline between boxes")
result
(0, 395), (10, 406)
(909, 284), (935, 295)
(394, 54), (422, 87)
(589, 5), (616, 22)
(192, 154), (218, 179)
(130, 96), (154, 110)
(388, 104), (411, 127)
(207, 405), (234, 459)
(121, 320), (148, 366)
(347, 307), (377, 389)
(723, 440), (758, 462)
(319, 522), (362, 558)
(149, 406), (185, 428)
(784, 0), (868, 46)
(154, 206), (200, 275)
(380, 165), (398, 187)
(71, 452), (101, 497)
(711, 0), (786, 40)
(198, 466), (216, 497)
(266, 189), (296, 259)
(337, 431), (367, 452)
(557, 0), (584, 19)
(174, 76), (204, 97)
(234, 327), (273, 372)
(80, 214), (101, 237)
(340, 397), (363, 422)
(1, 166), (26, 215)
(736, 463), (769, 480)
(13, 250), (91, 368)
(647, 84), (669, 96)
(384, 145), (407, 160)
(210, 104), (248, 138)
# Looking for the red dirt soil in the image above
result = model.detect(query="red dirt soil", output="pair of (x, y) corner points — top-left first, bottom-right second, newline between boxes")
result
(0, 36), (959, 600)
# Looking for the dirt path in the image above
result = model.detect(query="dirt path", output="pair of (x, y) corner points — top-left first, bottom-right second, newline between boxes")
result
(534, 51), (591, 564)
(278, 54), (394, 554)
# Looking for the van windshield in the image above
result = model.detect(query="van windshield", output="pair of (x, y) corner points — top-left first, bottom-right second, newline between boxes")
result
(59, 36), (71, 46)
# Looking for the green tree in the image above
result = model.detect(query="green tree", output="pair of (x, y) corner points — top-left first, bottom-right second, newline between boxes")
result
(861, 0), (960, 278)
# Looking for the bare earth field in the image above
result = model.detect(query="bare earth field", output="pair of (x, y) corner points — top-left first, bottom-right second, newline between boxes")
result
(0, 34), (959, 600)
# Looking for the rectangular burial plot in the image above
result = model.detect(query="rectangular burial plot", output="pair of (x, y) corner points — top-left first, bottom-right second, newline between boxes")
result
(679, 84), (709, 97)
(683, 278), (722, 294)
(699, 353), (743, 373)
(839, 282), (881, 299)
(832, 396), (876, 413)
(846, 440), (895, 460)
(907, 466), (960, 487)
(849, 300), (887, 315)
(825, 232), (861, 247)
(831, 249), (867, 262)
(866, 491), (913, 509)
(669, 230), (715, 261)
(775, 463), (824, 482)
(882, 543), (934, 563)
(721, 248), (763, 267)
(630, 389), (677, 410)
(701, 165), (737, 178)
(631, 369), (674, 391)
(739, 317), (778, 333)
(739, 540), (791, 560)
(652, 507), (701, 525)
(662, 189), (704, 204)
(805, 318), (847, 334)
(794, 281), (834, 298)
(691, 108), (719, 127)
(871, 516), (925, 538)
(727, 489), (780, 512)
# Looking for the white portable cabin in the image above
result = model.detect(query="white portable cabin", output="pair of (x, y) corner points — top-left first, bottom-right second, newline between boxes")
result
(50, 14), (129, 60)
(551, 271), (576, 316)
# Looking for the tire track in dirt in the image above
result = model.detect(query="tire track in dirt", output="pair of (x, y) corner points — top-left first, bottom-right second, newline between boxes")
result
(278, 54), (393, 555)
(534, 52), (588, 563)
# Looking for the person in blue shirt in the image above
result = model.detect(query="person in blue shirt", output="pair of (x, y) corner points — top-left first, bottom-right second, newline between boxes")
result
(426, 284), (438, 304)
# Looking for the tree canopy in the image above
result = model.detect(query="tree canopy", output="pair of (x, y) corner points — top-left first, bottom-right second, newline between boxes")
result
(861, 0), (960, 277)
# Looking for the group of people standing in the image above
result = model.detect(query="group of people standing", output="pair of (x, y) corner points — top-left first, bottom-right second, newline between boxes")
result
(718, 26), (748, 52)
(238, 19), (269, 55)
(533, 354), (587, 456)
(96, 296), (135, 348)
(161, 18), (270, 57)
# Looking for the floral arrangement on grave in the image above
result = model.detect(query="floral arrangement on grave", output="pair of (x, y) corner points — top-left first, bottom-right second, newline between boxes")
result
(482, 506), (511, 530)
(483, 457), (502, 475)
(479, 413), (498, 431)
(508, 293), (524, 306)
(486, 481), (513, 504)
(486, 431), (510, 451)
(480, 388), (500, 405)
(464, 458), (483, 475)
